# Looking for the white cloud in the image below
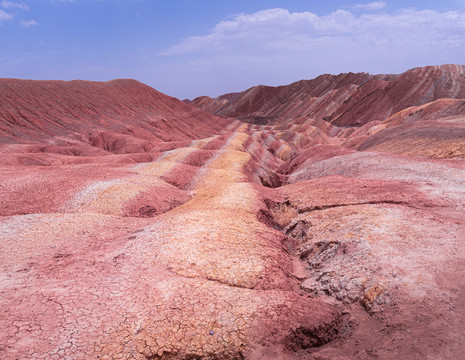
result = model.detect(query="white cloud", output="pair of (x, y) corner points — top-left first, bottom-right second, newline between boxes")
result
(1, 0), (30, 11)
(162, 7), (465, 60)
(21, 19), (39, 27)
(354, 2), (386, 10)
(155, 7), (465, 98)
(162, 7), (465, 57)
(0, 8), (13, 22)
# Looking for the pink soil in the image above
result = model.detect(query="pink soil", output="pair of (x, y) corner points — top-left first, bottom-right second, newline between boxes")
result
(2, 67), (465, 359)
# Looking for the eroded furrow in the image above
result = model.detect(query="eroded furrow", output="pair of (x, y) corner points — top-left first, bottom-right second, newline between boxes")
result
(0, 124), (342, 360)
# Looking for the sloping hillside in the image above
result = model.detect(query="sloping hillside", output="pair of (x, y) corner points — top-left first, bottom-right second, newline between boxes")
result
(1, 69), (465, 359)
(188, 65), (465, 127)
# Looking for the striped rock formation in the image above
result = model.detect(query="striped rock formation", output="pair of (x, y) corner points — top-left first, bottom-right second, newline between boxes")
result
(188, 65), (465, 126)
(1, 65), (465, 359)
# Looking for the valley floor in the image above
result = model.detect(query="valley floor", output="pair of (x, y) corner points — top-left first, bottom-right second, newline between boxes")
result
(1, 119), (465, 359)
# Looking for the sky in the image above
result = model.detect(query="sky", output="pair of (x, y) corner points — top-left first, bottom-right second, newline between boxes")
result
(1, 0), (465, 99)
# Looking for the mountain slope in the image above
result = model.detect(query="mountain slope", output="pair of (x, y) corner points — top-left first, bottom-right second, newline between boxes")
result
(189, 65), (465, 127)
(0, 78), (230, 147)
(1, 70), (465, 360)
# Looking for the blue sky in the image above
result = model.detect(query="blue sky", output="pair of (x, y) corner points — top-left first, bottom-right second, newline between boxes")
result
(1, 0), (465, 99)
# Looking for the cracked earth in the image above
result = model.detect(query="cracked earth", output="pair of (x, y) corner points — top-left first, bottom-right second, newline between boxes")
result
(0, 123), (344, 359)
(2, 118), (465, 359)
(2, 69), (465, 359)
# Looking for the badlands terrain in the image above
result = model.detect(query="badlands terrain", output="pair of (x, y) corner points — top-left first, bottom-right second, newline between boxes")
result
(0, 64), (465, 359)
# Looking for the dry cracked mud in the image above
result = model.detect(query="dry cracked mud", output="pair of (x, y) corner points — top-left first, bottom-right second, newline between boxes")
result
(0, 125), (344, 359)
(1, 67), (465, 359)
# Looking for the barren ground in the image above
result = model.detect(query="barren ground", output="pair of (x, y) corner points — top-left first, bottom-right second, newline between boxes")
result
(1, 67), (465, 359)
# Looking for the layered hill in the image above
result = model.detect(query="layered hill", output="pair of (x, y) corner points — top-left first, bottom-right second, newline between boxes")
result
(189, 65), (465, 159)
(0, 78), (231, 165)
(1, 66), (465, 360)
(188, 64), (465, 126)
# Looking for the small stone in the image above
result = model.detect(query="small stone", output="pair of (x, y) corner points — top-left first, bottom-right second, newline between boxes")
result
(209, 330), (214, 335)
(301, 278), (318, 291)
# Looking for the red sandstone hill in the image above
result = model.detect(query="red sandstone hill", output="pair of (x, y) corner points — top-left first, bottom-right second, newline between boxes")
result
(1, 67), (465, 360)
(0, 78), (231, 155)
(187, 64), (465, 127)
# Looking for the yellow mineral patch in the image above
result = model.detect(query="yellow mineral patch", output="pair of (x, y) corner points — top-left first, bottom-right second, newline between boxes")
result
(70, 147), (200, 215)
(75, 179), (153, 215)
(276, 143), (294, 161)
(154, 131), (280, 288)
(190, 135), (219, 149)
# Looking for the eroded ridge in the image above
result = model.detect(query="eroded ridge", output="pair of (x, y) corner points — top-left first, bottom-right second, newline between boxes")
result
(2, 68), (465, 360)
(0, 124), (341, 359)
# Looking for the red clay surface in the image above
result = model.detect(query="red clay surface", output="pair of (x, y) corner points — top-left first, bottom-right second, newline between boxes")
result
(1, 65), (465, 359)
